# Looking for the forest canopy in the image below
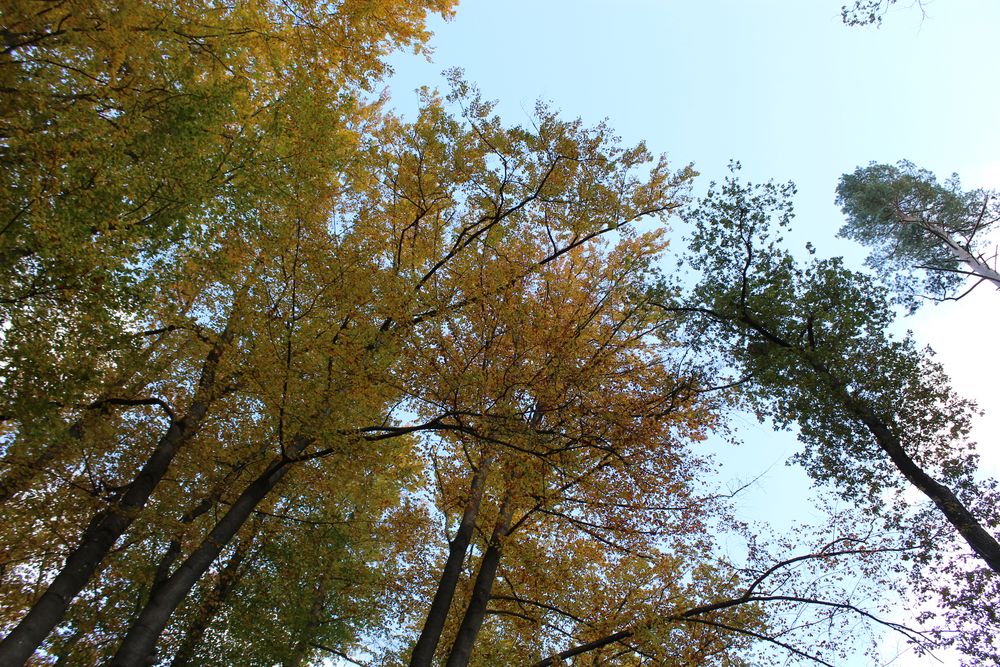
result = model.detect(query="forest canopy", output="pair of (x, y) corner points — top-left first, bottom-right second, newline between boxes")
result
(1, 1), (997, 666)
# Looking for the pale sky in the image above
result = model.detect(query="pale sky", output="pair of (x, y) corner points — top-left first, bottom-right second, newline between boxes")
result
(385, 2), (1000, 664)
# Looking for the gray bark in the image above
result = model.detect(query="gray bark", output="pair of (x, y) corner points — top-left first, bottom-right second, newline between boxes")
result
(0, 329), (233, 667)
(109, 436), (311, 666)
(900, 212), (1000, 288)
(443, 492), (514, 667)
(409, 463), (489, 667)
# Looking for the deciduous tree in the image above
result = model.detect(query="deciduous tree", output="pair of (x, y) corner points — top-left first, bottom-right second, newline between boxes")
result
(0, 0), (456, 663)
(654, 167), (1000, 662)
(841, 0), (927, 26)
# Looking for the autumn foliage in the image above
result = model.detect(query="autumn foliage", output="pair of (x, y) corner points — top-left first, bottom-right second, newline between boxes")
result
(2, 1), (998, 666)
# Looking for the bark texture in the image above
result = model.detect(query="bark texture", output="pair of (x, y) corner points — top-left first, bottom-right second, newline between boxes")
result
(409, 464), (489, 667)
(109, 436), (310, 666)
(444, 492), (514, 667)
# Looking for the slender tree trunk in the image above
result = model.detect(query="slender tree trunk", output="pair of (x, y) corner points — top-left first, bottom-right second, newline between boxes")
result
(849, 399), (1000, 572)
(150, 466), (248, 602)
(0, 330), (170, 506)
(109, 436), (311, 666)
(168, 529), (256, 667)
(0, 331), (233, 667)
(904, 215), (1000, 289)
(795, 350), (1000, 573)
(409, 462), (490, 667)
(149, 499), (214, 603)
(444, 491), (515, 667)
(735, 304), (1000, 576)
(940, 235), (1000, 287)
(283, 568), (334, 667)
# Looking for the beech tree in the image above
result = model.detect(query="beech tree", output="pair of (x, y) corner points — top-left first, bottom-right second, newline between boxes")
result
(654, 167), (1000, 663)
(104, 82), (704, 665)
(392, 128), (945, 664)
(0, 0), (458, 663)
(3, 0), (985, 664)
(402, 221), (722, 666)
(1, 44), (708, 663)
(837, 160), (1000, 311)
(0, 0), (455, 446)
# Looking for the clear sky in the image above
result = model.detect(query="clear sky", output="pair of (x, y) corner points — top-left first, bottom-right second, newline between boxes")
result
(384, 3), (1000, 664)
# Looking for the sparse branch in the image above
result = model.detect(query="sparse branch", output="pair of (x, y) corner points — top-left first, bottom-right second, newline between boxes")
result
(676, 617), (834, 667)
(86, 397), (177, 423)
(528, 630), (633, 667)
(310, 644), (368, 667)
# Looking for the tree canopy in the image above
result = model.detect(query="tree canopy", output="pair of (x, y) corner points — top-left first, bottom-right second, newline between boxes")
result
(840, 0), (928, 26)
(655, 168), (1000, 663)
(1, 1), (998, 666)
(837, 161), (1000, 311)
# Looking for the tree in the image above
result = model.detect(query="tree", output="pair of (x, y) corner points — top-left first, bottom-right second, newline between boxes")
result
(402, 225), (721, 666)
(0, 0), (455, 451)
(527, 519), (939, 667)
(841, 0), (928, 26)
(653, 167), (1000, 662)
(4, 0), (982, 662)
(0, 0), (458, 663)
(1, 67), (707, 665)
(836, 160), (1000, 311)
(103, 79), (704, 665)
(395, 139), (947, 664)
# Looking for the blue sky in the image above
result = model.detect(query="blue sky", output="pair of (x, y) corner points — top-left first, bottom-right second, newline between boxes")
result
(384, 3), (1000, 664)
(388, 1), (1000, 226)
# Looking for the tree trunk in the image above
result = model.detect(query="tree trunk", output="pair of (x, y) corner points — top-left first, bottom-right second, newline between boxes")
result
(849, 399), (1000, 572)
(443, 492), (514, 667)
(149, 500), (213, 604)
(737, 304), (1000, 576)
(150, 468), (247, 603)
(943, 238), (1000, 287)
(283, 567), (333, 667)
(905, 215), (1000, 289)
(0, 330), (232, 667)
(109, 437), (310, 666)
(409, 462), (490, 667)
(168, 529), (256, 667)
(800, 351), (1000, 574)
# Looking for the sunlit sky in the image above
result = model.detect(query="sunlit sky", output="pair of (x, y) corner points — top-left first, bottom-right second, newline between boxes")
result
(384, 2), (1000, 665)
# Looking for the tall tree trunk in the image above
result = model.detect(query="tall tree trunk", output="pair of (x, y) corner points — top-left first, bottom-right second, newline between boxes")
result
(0, 328), (234, 667)
(938, 233), (1000, 287)
(168, 528), (257, 667)
(443, 491), (515, 667)
(109, 436), (311, 666)
(149, 498), (215, 604)
(283, 567), (334, 667)
(791, 345), (1000, 573)
(795, 350), (1000, 573)
(149, 464), (250, 603)
(409, 462), (490, 667)
(735, 305), (1000, 576)
(0, 327), (174, 506)
(849, 398), (1000, 572)
(902, 214), (1000, 289)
